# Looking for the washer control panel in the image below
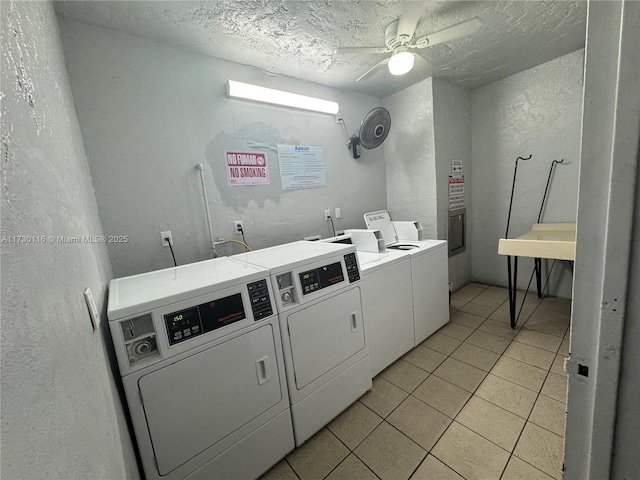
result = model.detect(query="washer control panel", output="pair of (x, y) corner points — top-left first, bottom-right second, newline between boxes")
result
(247, 279), (273, 321)
(344, 253), (360, 283)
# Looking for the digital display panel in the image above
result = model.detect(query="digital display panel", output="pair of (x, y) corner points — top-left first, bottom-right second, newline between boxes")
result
(164, 307), (202, 345)
(299, 262), (344, 295)
(164, 293), (246, 346)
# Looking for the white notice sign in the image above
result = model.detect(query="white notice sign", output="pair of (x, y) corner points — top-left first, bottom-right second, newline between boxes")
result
(277, 145), (327, 190)
(452, 160), (463, 177)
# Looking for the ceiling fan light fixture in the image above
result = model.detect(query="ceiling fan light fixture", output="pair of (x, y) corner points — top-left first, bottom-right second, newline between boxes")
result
(387, 49), (414, 76)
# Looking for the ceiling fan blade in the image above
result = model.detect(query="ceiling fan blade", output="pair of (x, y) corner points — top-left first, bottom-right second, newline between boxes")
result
(413, 17), (482, 49)
(335, 46), (390, 55)
(396, 3), (423, 42)
(355, 57), (390, 82)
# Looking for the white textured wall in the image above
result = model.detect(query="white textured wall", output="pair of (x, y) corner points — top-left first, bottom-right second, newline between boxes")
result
(566, 1), (640, 478)
(432, 78), (472, 290)
(58, 19), (387, 278)
(613, 181), (640, 478)
(382, 77), (437, 237)
(470, 50), (584, 297)
(0, 2), (139, 479)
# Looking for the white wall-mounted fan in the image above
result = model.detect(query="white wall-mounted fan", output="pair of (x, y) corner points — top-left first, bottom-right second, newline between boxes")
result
(335, 6), (482, 82)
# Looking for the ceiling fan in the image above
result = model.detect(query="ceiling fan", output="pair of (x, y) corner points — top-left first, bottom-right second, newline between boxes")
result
(335, 7), (482, 82)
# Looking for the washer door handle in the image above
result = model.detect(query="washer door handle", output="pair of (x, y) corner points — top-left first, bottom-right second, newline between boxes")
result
(350, 312), (358, 332)
(256, 356), (271, 385)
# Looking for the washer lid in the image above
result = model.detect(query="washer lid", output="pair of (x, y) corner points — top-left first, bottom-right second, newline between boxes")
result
(363, 210), (398, 247)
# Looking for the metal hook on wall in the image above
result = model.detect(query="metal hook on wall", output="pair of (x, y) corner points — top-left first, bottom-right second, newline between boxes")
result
(505, 154), (533, 238)
(537, 158), (565, 223)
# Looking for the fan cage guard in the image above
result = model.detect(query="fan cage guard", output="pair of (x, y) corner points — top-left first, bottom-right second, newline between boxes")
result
(359, 107), (391, 150)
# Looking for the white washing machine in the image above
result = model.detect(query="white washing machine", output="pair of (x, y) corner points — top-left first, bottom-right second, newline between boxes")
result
(107, 258), (294, 480)
(321, 233), (415, 377)
(233, 241), (371, 446)
(365, 211), (450, 345)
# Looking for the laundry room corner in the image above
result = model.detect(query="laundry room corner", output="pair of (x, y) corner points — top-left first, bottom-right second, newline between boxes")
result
(56, 16), (389, 279)
(382, 76), (472, 292)
(470, 50), (584, 298)
(432, 78), (473, 291)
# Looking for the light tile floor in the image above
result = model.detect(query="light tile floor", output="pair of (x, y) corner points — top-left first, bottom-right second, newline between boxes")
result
(261, 283), (570, 480)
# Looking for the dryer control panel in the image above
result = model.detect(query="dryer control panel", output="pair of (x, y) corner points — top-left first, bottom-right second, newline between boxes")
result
(164, 293), (246, 346)
(299, 261), (343, 295)
(297, 253), (360, 295)
(274, 252), (362, 308)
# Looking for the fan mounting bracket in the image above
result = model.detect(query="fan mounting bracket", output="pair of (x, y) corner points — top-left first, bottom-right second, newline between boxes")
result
(385, 20), (413, 50)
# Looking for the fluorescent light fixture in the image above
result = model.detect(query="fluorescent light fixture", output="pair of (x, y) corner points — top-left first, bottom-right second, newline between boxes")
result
(226, 80), (339, 115)
(388, 48), (415, 76)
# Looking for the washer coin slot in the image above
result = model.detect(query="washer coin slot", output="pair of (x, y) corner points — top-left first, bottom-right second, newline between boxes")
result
(120, 314), (159, 366)
(276, 273), (296, 305)
(126, 336), (159, 365)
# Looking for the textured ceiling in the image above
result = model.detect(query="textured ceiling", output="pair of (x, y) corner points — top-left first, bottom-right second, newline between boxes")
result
(54, 1), (587, 98)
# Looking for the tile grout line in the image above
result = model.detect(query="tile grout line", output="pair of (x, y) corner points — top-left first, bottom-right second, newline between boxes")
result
(284, 284), (568, 480)
(429, 292), (515, 477)
(355, 302), (496, 480)
(324, 439), (382, 480)
(501, 325), (568, 464)
(435, 287), (569, 479)
(284, 457), (302, 480)
(440, 286), (567, 478)
(492, 295), (568, 480)
(438, 287), (568, 480)
(414, 288), (517, 478)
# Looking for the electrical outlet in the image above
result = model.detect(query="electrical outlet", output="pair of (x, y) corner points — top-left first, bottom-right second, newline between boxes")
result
(84, 288), (99, 330)
(335, 207), (342, 219)
(335, 113), (343, 124)
(324, 209), (331, 220)
(161, 231), (173, 247)
(234, 220), (244, 234)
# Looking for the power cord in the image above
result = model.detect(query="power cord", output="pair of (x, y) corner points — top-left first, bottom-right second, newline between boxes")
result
(328, 215), (336, 237)
(165, 237), (177, 267)
(239, 224), (248, 246)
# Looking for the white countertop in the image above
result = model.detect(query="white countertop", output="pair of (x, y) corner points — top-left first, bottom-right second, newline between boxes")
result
(498, 223), (576, 261)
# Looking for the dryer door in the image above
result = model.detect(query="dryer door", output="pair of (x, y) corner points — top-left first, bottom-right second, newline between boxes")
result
(138, 324), (282, 476)
(287, 287), (365, 390)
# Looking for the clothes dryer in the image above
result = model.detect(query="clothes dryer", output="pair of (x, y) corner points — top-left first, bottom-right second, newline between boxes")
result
(365, 211), (450, 345)
(233, 241), (371, 446)
(108, 258), (293, 480)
